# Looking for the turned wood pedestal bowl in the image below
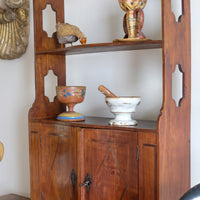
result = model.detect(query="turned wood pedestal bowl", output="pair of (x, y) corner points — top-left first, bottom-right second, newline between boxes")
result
(56, 86), (86, 121)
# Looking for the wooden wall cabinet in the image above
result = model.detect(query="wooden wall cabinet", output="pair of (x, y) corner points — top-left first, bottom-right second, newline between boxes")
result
(29, 0), (191, 199)
(30, 119), (157, 200)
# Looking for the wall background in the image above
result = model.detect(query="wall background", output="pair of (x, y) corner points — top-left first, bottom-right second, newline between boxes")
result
(0, 0), (199, 197)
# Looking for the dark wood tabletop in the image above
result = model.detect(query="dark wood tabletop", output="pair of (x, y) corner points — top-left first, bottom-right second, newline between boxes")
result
(0, 194), (30, 200)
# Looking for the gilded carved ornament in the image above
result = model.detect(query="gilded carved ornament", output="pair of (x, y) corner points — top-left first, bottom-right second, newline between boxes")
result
(0, 0), (29, 59)
(0, 141), (4, 161)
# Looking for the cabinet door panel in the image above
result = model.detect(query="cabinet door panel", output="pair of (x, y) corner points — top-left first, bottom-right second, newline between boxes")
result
(82, 129), (138, 200)
(41, 124), (77, 200)
(138, 132), (157, 200)
(29, 122), (42, 200)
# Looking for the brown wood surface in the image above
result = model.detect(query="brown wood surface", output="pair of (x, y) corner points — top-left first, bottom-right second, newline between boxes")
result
(36, 40), (162, 56)
(138, 132), (157, 200)
(40, 124), (77, 200)
(29, 122), (41, 200)
(28, 54), (66, 120)
(0, 194), (30, 200)
(29, 0), (191, 199)
(157, 0), (191, 199)
(36, 117), (157, 132)
(30, 0), (66, 120)
(82, 128), (139, 200)
(33, 0), (64, 52)
(29, 121), (152, 200)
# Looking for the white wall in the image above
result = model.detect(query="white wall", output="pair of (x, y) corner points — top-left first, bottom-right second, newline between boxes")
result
(191, 0), (200, 186)
(64, 0), (162, 121)
(0, 0), (199, 197)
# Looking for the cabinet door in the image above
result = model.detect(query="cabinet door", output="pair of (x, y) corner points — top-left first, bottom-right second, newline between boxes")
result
(40, 124), (77, 200)
(138, 132), (157, 200)
(29, 122), (42, 200)
(80, 128), (138, 200)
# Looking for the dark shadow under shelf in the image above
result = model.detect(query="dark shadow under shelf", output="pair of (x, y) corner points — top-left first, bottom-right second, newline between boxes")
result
(36, 40), (162, 56)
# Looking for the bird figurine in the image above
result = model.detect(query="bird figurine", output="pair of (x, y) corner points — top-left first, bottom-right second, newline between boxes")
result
(56, 22), (87, 46)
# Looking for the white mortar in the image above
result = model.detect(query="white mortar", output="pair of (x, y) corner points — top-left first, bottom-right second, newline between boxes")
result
(105, 97), (141, 126)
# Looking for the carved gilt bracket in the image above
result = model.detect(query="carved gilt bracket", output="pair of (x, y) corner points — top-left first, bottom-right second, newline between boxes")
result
(0, 141), (4, 161)
(0, 0), (29, 59)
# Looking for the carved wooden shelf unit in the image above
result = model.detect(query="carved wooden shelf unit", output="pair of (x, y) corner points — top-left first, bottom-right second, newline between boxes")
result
(29, 0), (191, 199)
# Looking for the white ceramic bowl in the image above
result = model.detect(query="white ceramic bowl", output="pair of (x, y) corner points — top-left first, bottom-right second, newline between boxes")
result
(106, 97), (141, 126)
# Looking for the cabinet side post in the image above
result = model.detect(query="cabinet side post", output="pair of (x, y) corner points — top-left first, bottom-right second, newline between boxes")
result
(158, 0), (191, 199)
(29, 0), (66, 120)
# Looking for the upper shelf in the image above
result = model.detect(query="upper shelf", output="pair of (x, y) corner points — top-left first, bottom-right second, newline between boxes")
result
(36, 40), (162, 56)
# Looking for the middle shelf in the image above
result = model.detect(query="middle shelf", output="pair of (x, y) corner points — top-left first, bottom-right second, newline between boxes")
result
(33, 117), (157, 133)
(36, 40), (162, 56)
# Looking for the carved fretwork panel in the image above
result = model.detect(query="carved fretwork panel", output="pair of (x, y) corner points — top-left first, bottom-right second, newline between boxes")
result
(33, 0), (64, 51)
(29, 54), (66, 119)
(41, 124), (77, 200)
(158, 0), (191, 199)
(82, 129), (138, 200)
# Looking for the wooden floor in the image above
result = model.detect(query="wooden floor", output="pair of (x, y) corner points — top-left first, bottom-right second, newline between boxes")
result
(0, 194), (30, 200)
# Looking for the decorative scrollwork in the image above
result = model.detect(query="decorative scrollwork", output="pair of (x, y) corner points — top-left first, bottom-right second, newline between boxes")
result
(0, 141), (4, 161)
(0, 0), (29, 59)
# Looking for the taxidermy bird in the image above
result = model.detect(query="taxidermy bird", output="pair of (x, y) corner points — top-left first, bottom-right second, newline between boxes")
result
(56, 22), (87, 46)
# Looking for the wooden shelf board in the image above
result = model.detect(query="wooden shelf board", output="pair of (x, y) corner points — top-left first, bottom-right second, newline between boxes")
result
(36, 40), (162, 56)
(33, 116), (157, 133)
